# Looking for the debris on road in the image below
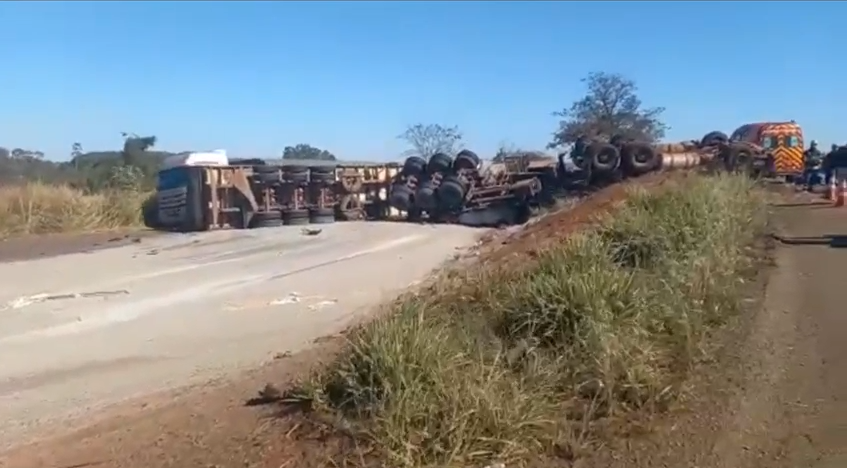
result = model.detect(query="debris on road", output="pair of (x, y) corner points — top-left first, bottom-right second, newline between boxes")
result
(308, 299), (337, 311)
(3, 290), (130, 311)
(269, 293), (302, 305)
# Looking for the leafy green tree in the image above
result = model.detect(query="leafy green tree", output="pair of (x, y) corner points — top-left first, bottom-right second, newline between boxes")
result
(548, 72), (668, 148)
(282, 144), (336, 161)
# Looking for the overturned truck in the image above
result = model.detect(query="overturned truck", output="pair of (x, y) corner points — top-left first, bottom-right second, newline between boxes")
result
(387, 150), (555, 227)
(384, 132), (767, 226)
(149, 132), (768, 232)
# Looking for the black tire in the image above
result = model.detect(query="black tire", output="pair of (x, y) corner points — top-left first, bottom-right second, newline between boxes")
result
(453, 149), (480, 171)
(309, 165), (336, 174)
(309, 170), (335, 184)
(252, 164), (279, 174)
(309, 207), (336, 224)
(282, 165), (309, 173)
(232, 158), (266, 166)
(437, 175), (467, 211)
(282, 171), (309, 184)
(282, 209), (310, 226)
(252, 171), (280, 184)
(427, 152), (453, 175)
(621, 142), (659, 176)
(251, 210), (284, 228)
(415, 180), (439, 212)
(586, 142), (621, 172)
(402, 156), (427, 177)
(724, 146), (753, 174)
(388, 183), (415, 211)
(701, 131), (729, 147)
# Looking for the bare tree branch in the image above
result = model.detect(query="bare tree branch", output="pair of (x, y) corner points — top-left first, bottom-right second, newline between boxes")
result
(398, 123), (463, 158)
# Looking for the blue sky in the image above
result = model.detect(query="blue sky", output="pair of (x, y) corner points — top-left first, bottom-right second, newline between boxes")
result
(0, 1), (841, 161)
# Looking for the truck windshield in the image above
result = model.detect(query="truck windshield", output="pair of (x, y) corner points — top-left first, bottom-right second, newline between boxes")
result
(762, 136), (775, 149)
(787, 135), (800, 148)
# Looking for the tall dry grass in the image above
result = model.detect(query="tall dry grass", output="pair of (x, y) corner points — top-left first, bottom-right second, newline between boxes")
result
(0, 183), (150, 237)
(289, 173), (769, 467)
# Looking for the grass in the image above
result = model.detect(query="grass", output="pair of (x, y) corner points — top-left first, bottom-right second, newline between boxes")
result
(0, 183), (150, 237)
(289, 173), (769, 467)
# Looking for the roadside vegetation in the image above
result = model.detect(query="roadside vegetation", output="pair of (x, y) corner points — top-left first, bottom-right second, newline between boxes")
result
(0, 183), (150, 237)
(288, 173), (768, 467)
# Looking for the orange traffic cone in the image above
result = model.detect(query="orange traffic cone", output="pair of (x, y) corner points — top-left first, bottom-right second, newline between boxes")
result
(836, 180), (847, 207)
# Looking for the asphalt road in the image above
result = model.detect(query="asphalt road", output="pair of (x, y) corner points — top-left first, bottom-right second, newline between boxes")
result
(0, 221), (481, 449)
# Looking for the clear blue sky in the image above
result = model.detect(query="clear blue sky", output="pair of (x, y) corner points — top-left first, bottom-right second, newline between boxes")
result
(0, 1), (841, 161)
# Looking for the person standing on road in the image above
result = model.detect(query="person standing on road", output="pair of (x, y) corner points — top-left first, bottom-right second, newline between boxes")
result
(803, 140), (824, 190)
(822, 144), (847, 187)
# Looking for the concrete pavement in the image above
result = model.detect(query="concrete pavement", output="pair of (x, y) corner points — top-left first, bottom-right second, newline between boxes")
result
(0, 221), (481, 449)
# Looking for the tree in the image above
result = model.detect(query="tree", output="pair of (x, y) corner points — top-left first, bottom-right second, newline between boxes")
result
(548, 72), (668, 149)
(10, 148), (44, 160)
(398, 123), (463, 158)
(121, 132), (157, 167)
(282, 144), (336, 161)
(71, 142), (84, 159)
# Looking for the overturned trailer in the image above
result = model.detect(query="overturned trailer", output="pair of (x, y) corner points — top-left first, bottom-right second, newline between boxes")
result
(149, 131), (763, 232)
(150, 155), (402, 232)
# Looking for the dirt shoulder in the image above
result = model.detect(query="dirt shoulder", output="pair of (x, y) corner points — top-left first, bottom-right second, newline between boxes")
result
(0, 230), (158, 262)
(579, 189), (847, 468)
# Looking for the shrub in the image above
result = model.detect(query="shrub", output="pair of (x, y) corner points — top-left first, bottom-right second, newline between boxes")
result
(0, 183), (150, 237)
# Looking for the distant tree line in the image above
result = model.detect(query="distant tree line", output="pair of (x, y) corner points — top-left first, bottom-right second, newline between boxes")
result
(0, 71), (668, 190)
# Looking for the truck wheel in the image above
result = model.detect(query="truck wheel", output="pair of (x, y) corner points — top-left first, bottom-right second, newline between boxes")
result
(308, 166), (336, 184)
(415, 180), (439, 212)
(586, 142), (621, 173)
(427, 153), (453, 175)
(308, 207), (336, 224)
(282, 165), (310, 184)
(282, 209), (310, 226)
(251, 210), (284, 228)
(701, 131), (728, 147)
(453, 150), (480, 171)
(622, 142), (659, 176)
(402, 156), (427, 177)
(388, 183), (415, 211)
(437, 175), (467, 211)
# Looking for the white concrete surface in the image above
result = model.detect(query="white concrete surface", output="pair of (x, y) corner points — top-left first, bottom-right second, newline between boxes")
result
(0, 222), (481, 448)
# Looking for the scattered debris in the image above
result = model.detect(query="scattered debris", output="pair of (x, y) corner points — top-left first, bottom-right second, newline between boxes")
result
(308, 300), (337, 311)
(244, 383), (284, 406)
(270, 293), (302, 305)
(300, 227), (322, 236)
(3, 290), (130, 311)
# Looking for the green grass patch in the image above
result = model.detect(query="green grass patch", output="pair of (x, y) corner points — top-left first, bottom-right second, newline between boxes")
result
(290, 173), (768, 467)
